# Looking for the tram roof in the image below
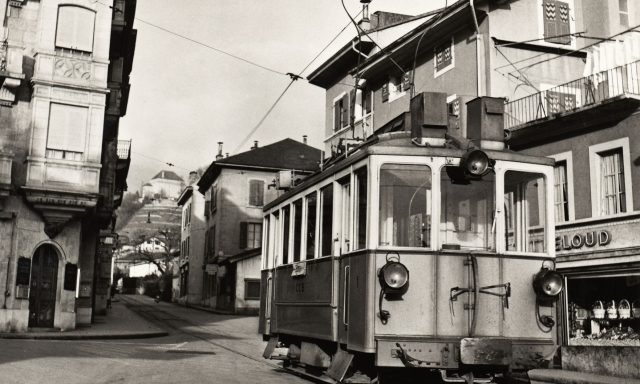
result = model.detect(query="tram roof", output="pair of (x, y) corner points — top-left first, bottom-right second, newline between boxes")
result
(264, 131), (554, 211)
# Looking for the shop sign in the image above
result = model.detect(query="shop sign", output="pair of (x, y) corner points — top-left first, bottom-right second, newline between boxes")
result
(555, 230), (611, 251)
(291, 261), (306, 277)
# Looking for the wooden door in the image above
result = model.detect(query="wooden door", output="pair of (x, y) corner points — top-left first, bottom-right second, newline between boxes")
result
(29, 245), (58, 328)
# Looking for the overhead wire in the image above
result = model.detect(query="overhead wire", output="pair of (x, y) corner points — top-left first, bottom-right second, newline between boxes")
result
(410, 2), (448, 98)
(131, 150), (190, 171)
(504, 22), (640, 76)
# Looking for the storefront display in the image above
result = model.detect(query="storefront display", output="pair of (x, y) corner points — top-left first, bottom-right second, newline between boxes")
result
(567, 274), (640, 346)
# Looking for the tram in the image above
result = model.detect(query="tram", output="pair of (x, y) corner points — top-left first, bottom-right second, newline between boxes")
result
(259, 95), (564, 383)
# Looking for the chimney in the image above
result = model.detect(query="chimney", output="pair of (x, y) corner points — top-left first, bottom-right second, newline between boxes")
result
(188, 171), (198, 185)
(466, 97), (505, 151)
(225, 153), (229, 158)
(357, 2), (371, 31)
(216, 142), (223, 160)
(303, 135), (308, 145)
(252, 140), (259, 150)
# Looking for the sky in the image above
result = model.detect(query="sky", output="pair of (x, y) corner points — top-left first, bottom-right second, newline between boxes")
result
(120, 0), (445, 192)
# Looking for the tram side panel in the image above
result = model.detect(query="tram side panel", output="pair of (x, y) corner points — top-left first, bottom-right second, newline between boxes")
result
(273, 258), (334, 341)
(340, 251), (376, 353)
(258, 269), (269, 335)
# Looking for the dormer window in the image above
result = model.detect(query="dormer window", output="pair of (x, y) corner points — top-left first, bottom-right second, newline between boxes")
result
(56, 6), (96, 53)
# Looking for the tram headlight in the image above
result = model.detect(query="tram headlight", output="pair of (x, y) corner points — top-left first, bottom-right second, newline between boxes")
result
(379, 261), (409, 291)
(532, 267), (564, 300)
(447, 149), (494, 184)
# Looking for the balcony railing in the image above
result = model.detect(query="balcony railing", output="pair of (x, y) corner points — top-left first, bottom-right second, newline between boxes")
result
(117, 139), (131, 160)
(505, 60), (640, 129)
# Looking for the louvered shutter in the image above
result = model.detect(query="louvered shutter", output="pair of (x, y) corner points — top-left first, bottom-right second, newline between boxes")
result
(402, 73), (411, 92)
(333, 99), (341, 131)
(249, 180), (264, 206)
(555, 1), (571, 44)
(47, 103), (88, 153)
(349, 88), (356, 124)
(382, 82), (389, 102)
(341, 93), (349, 129)
(239, 222), (248, 249)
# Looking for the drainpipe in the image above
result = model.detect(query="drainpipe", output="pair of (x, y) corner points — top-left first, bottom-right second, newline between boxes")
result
(3, 213), (17, 309)
(469, 0), (486, 97)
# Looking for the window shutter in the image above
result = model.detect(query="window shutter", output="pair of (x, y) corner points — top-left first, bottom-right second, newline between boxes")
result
(381, 82), (389, 102)
(556, 1), (571, 44)
(349, 88), (356, 124)
(239, 222), (248, 249)
(249, 180), (264, 206)
(341, 93), (349, 129)
(47, 103), (88, 153)
(333, 100), (341, 131)
(402, 72), (411, 92)
(56, 6), (95, 52)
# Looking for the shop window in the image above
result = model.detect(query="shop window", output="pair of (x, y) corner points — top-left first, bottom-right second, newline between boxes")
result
(292, 199), (303, 262)
(380, 164), (431, 248)
(240, 222), (262, 249)
(244, 279), (261, 300)
(567, 274), (640, 346)
(589, 139), (632, 217)
(434, 38), (454, 77)
(333, 92), (349, 132)
(441, 169), (495, 251)
(305, 192), (317, 259)
(319, 184), (334, 257)
(46, 103), (88, 161)
(249, 180), (264, 206)
(354, 167), (368, 250)
(56, 5), (96, 53)
(542, 0), (571, 45)
(504, 171), (547, 253)
(619, 0), (630, 28)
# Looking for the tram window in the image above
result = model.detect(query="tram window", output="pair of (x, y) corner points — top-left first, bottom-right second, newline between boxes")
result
(272, 212), (280, 265)
(379, 164), (431, 247)
(355, 167), (368, 250)
(293, 199), (303, 262)
(504, 171), (547, 253)
(282, 206), (290, 264)
(440, 169), (495, 251)
(306, 192), (317, 259)
(320, 185), (334, 257)
(339, 178), (351, 254)
(263, 216), (270, 269)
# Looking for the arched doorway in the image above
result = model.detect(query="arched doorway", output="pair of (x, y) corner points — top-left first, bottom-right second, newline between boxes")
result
(29, 244), (59, 328)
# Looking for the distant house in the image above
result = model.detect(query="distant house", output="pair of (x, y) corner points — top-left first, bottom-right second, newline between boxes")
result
(193, 138), (322, 314)
(142, 170), (185, 200)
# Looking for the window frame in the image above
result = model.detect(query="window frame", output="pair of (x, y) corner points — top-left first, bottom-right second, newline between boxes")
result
(434, 37), (455, 78)
(332, 91), (350, 133)
(589, 138), (633, 217)
(538, 0), (576, 49)
(550, 151), (575, 222)
(244, 278), (261, 300)
(55, 5), (96, 53)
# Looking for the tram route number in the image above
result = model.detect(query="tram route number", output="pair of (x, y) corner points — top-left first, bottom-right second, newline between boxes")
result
(295, 282), (305, 293)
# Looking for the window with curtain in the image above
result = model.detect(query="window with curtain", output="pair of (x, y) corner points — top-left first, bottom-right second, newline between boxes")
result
(46, 103), (88, 161)
(56, 6), (96, 53)
(239, 222), (262, 249)
(599, 149), (626, 215)
(554, 160), (569, 222)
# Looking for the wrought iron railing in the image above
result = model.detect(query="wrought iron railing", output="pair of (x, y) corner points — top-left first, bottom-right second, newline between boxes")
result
(117, 139), (131, 160)
(505, 60), (640, 129)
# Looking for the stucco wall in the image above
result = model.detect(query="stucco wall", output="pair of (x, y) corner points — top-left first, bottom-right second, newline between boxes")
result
(234, 255), (261, 314)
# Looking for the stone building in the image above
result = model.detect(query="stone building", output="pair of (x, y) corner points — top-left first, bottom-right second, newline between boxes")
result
(142, 170), (185, 201)
(0, 0), (136, 332)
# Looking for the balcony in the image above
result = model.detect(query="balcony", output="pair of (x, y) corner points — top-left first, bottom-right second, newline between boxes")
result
(0, 40), (25, 106)
(325, 113), (374, 155)
(32, 50), (109, 90)
(505, 60), (640, 148)
(116, 139), (131, 190)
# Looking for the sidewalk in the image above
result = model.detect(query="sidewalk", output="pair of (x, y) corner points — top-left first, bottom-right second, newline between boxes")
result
(0, 296), (168, 340)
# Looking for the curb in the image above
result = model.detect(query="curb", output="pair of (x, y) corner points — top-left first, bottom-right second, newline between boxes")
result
(0, 330), (169, 340)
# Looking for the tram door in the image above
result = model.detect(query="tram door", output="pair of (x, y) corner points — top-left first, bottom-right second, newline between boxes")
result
(29, 245), (59, 328)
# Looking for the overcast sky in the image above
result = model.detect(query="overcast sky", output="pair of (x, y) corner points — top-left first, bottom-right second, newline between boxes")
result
(120, 0), (445, 191)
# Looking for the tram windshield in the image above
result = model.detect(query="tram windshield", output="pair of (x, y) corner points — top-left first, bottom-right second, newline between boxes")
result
(379, 164), (432, 248)
(441, 170), (496, 251)
(504, 171), (547, 253)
